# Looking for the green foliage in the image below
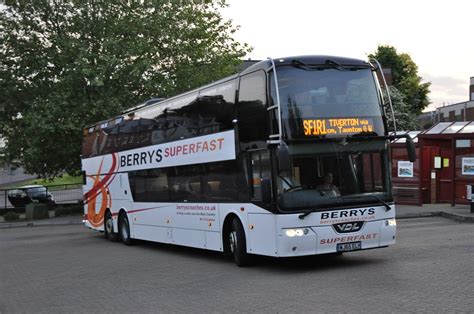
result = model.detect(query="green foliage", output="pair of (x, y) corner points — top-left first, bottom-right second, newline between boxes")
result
(31, 175), (82, 187)
(3, 211), (21, 222)
(1, 174), (82, 189)
(369, 45), (431, 116)
(383, 86), (419, 132)
(0, 0), (250, 178)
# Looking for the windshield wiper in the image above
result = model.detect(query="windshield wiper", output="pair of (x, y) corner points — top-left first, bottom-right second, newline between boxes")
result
(298, 207), (321, 220)
(341, 195), (392, 211)
(298, 197), (339, 219)
(370, 194), (392, 210)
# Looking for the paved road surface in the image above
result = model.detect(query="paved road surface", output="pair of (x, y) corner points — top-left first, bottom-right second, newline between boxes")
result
(1, 217), (472, 313)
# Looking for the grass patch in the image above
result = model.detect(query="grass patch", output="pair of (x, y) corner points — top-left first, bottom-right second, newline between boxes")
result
(30, 174), (82, 186)
(2, 174), (82, 188)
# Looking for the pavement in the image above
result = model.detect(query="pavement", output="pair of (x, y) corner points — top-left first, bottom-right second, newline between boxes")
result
(0, 211), (83, 228)
(396, 203), (474, 223)
(0, 203), (472, 228)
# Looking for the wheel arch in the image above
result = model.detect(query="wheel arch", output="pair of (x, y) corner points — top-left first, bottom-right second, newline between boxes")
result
(117, 208), (129, 231)
(103, 207), (112, 231)
(118, 208), (127, 219)
(222, 212), (244, 254)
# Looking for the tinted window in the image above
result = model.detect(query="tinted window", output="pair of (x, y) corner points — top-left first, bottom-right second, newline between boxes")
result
(129, 160), (248, 203)
(238, 71), (269, 143)
(82, 79), (239, 159)
(273, 67), (384, 139)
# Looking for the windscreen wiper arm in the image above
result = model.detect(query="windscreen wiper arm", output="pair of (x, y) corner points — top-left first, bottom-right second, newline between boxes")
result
(298, 198), (338, 219)
(370, 194), (392, 211)
(341, 195), (392, 211)
(299, 208), (319, 220)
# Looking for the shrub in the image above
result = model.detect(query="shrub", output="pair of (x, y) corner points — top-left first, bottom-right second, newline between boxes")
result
(3, 211), (21, 222)
(55, 204), (83, 217)
(67, 204), (83, 215)
(54, 206), (71, 217)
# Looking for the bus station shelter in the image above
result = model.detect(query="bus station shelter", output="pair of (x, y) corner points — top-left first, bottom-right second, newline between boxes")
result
(391, 121), (474, 206)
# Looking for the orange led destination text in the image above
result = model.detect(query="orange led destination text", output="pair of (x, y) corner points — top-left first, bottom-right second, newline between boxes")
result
(303, 118), (374, 136)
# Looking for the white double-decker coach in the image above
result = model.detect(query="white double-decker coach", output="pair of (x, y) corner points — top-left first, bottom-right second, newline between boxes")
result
(82, 55), (415, 266)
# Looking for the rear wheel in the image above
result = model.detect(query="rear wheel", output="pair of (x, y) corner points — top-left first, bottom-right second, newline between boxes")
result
(104, 211), (119, 242)
(119, 213), (134, 246)
(228, 218), (253, 267)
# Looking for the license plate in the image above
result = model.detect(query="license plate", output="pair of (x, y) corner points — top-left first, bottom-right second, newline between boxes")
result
(337, 241), (361, 252)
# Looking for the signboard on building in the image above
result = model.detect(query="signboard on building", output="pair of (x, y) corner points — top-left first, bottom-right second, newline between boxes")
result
(398, 161), (414, 178)
(462, 157), (474, 175)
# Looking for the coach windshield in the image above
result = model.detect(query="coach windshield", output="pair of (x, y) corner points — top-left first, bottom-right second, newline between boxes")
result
(276, 139), (391, 211)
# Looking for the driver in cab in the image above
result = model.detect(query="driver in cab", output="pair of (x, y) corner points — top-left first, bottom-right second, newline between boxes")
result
(317, 172), (340, 197)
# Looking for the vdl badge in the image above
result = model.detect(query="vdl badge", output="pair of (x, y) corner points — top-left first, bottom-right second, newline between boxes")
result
(336, 241), (362, 252)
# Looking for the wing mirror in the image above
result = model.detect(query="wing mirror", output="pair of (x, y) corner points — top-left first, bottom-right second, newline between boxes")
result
(391, 134), (416, 162)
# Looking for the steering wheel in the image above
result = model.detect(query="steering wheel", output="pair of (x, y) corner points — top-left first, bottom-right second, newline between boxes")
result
(278, 175), (306, 192)
(285, 185), (304, 192)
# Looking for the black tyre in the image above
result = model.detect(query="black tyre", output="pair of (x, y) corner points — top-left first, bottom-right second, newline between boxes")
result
(228, 218), (253, 267)
(104, 211), (119, 242)
(119, 213), (134, 246)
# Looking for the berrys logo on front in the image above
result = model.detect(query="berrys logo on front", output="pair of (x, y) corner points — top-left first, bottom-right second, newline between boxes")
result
(321, 208), (376, 220)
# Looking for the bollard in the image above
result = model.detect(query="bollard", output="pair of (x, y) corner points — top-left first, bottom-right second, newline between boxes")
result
(25, 203), (49, 220)
(469, 184), (474, 214)
(471, 186), (474, 214)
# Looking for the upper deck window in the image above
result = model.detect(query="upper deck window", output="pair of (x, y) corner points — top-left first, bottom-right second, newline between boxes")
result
(272, 66), (384, 139)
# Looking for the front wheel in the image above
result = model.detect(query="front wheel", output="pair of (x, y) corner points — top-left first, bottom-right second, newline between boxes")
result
(228, 219), (253, 267)
(119, 213), (135, 246)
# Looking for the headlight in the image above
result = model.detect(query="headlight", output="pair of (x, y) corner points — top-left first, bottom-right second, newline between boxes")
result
(386, 218), (397, 226)
(285, 228), (309, 237)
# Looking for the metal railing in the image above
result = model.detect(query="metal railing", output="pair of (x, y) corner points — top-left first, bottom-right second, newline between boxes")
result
(0, 183), (83, 214)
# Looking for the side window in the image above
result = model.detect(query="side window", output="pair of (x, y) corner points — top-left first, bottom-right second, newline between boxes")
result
(129, 169), (170, 202)
(168, 165), (203, 202)
(239, 71), (266, 103)
(238, 71), (269, 143)
(198, 80), (237, 135)
(249, 149), (272, 200)
(128, 161), (248, 203)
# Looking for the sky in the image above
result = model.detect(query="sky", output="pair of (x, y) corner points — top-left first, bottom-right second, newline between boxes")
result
(221, 0), (474, 111)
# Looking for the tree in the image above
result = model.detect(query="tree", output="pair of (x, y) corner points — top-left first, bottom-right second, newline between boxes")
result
(0, 0), (250, 178)
(384, 86), (419, 132)
(369, 45), (431, 116)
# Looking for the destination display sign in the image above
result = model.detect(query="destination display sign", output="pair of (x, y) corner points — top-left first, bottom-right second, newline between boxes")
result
(303, 118), (375, 136)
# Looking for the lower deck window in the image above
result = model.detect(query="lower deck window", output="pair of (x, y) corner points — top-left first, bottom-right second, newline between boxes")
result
(129, 161), (247, 203)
